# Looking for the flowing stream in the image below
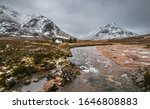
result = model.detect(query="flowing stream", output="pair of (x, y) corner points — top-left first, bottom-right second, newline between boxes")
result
(58, 46), (141, 92)
(16, 46), (141, 92)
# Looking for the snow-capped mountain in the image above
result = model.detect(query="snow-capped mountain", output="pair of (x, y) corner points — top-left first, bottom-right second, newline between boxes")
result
(88, 23), (137, 40)
(0, 5), (20, 35)
(0, 5), (73, 40)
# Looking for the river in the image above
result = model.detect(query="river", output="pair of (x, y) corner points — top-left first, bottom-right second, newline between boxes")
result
(18, 46), (141, 92)
(58, 46), (141, 92)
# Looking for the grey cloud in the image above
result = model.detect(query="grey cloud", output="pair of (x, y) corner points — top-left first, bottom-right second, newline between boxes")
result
(1, 0), (150, 37)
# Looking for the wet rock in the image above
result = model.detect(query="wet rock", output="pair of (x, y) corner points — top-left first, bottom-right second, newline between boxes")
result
(55, 76), (63, 82)
(57, 82), (63, 86)
(22, 77), (31, 85)
(43, 79), (58, 92)
(137, 82), (145, 87)
(44, 62), (80, 91)
(136, 76), (144, 83)
(54, 76), (64, 86)
(32, 79), (39, 82)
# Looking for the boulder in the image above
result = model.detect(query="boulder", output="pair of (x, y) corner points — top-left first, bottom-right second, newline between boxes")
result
(23, 79), (31, 85)
(43, 79), (58, 92)
(32, 78), (39, 82)
(54, 76), (64, 86)
(136, 76), (144, 83)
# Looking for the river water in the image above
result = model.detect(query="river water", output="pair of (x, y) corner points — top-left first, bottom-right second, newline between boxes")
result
(58, 46), (141, 92)
(18, 46), (141, 92)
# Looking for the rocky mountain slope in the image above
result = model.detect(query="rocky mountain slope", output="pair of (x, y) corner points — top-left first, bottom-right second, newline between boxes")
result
(88, 23), (138, 40)
(0, 5), (73, 40)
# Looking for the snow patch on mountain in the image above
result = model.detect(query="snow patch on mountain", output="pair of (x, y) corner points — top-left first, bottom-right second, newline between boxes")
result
(0, 5), (73, 40)
(88, 23), (138, 40)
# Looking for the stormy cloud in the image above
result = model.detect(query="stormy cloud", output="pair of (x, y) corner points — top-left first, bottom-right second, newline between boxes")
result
(1, 0), (150, 37)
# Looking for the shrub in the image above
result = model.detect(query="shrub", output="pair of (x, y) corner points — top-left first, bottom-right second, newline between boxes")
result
(13, 65), (36, 79)
(33, 53), (52, 65)
(0, 78), (6, 88)
(33, 54), (44, 65)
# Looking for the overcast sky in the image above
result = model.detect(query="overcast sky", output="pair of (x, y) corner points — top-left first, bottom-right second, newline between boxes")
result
(1, 0), (150, 37)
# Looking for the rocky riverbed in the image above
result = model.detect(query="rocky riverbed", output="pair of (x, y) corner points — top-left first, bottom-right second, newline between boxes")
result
(58, 46), (143, 92)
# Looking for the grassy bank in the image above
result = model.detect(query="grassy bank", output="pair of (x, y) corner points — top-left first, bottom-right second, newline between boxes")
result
(0, 38), (79, 91)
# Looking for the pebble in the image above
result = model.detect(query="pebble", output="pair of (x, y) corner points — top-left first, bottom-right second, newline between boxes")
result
(33, 79), (38, 82)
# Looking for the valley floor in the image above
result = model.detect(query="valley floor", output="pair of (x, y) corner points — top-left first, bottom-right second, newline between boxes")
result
(97, 44), (150, 68)
(96, 44), (150, 91)
(0, 36), (150, 92)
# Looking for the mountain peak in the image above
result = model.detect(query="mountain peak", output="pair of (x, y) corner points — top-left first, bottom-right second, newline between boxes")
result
(0, 5), (73, 40)
(104, 23), (118, 27)
(88, 23), (137, 40)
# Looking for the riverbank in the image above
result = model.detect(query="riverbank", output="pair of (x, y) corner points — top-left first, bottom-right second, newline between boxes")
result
(97, 44), (150, 91)
(97, 44), (150, 68)
(58, 46), (142, 92)
(0, 35), (150, 92)
(0, 38), (80, 92)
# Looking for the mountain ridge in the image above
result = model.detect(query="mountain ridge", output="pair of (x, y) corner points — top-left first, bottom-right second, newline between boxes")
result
(0, 5), (73, 40)
(87, 23), (138, 40)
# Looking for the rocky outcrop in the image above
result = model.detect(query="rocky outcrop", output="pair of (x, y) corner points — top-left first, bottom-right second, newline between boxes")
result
(132, 67), (150, 91)
(43, 63), (80, 92)
(43, 79), (58, 92)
